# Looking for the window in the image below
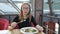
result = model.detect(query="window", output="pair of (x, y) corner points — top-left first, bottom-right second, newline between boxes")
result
(52, 0), (60, 15)
(12, 0), (30, 2)
(43, 0), (60, 15)
(0, 0), (30, 15)
(12, 0), (30, 9)
(43, 0), (50, 14)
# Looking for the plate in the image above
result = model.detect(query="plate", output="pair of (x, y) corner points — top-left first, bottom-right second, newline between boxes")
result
(20, 27), (38, 34)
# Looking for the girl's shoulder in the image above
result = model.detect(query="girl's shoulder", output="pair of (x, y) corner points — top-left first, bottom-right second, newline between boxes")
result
(15, 15), (19, 18)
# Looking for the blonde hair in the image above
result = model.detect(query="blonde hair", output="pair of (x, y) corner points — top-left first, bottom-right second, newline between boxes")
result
(18, 2), (32, 22)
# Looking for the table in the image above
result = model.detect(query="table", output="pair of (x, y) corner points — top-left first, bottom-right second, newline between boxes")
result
(9, 29), (45, 34)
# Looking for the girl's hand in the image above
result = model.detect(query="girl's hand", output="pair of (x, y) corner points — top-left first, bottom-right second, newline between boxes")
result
(8, 26), (13, 30)
(36, 25), (43, 32)
(10, 22), (17, 28)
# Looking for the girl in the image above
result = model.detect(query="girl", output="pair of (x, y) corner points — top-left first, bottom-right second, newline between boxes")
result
(9, 2), (43, 32)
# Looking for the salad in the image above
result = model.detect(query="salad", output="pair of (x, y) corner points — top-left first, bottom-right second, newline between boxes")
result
(25, 28), (37, 32)
(20, 27), (38, 33)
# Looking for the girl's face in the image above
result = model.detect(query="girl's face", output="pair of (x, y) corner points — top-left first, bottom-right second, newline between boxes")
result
(22, 4), (30, 16)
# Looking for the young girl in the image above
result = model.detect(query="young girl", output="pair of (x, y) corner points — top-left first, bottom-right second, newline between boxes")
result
(9, 2), (43, 32)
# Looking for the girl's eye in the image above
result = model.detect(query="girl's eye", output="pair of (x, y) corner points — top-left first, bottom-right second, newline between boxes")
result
(22, 7), (29, 9)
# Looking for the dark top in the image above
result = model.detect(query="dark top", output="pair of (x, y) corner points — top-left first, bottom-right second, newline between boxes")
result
(13, 15), (37, 29)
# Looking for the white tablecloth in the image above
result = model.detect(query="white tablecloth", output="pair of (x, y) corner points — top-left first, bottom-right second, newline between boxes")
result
(0, 30), (11, 34)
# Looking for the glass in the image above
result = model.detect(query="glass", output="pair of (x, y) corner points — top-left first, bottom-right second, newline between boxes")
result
(15, 3), (22, 9)
(0, 3), (18, 14)
(43, 0), (60, 15)
(43, 0), (50, 14)
(52, 0), (60, 15)
(0, 0), (30, 15)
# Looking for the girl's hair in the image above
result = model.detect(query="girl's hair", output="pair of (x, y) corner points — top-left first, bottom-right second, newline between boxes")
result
(18, 2), (32, 22)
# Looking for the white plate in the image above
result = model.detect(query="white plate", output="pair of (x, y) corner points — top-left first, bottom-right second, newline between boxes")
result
(20, 27), (38, 34)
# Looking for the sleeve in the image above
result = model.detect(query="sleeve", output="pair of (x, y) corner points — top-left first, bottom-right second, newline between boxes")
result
(31, 16), (38, 26)
(13, 15), (19, 22)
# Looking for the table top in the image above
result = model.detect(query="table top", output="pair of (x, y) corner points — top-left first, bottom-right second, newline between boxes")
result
(9, 29), (45, 34)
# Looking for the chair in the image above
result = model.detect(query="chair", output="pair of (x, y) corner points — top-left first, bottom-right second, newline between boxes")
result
(0, 18), (9, 30)
(43, 21), (55, 34)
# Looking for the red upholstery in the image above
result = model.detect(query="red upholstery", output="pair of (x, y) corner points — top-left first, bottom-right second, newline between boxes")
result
(31, 22), (35, 27)
(0, 18), (9, 30)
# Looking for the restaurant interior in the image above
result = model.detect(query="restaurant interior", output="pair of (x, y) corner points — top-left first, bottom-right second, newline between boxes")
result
(0, 0), (60, 34)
